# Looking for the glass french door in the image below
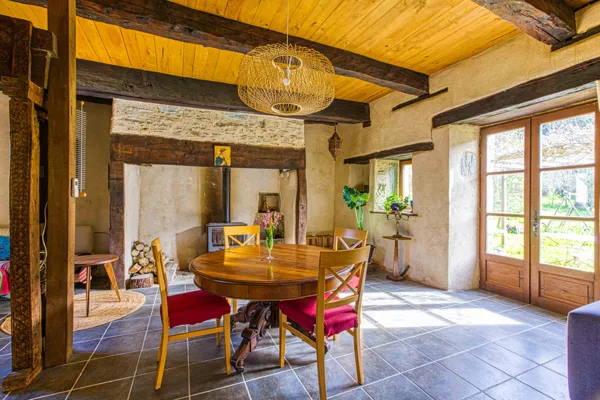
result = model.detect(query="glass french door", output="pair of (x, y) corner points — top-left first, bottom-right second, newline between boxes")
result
(481, 103), (600, 313)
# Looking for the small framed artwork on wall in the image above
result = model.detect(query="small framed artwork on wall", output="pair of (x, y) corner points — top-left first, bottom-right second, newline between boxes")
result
(214, 145), (231, 167)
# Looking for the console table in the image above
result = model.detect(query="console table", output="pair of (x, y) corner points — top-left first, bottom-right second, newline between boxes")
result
(383, 235), (412, 281)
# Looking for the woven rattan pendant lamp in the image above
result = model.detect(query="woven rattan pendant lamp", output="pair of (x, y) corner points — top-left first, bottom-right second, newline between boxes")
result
(237, 0), (335, 116)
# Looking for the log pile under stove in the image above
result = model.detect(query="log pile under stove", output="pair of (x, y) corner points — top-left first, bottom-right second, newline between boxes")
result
(128, 241), (178, 288)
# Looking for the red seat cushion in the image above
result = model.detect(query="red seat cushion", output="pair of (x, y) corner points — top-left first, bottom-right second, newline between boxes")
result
(162, 290), (230, 329)
(279, 295), (358, 337)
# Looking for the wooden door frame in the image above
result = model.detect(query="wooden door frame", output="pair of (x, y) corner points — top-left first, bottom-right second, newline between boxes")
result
(479, 118), (531, 302)
(529, 102), (600, 313)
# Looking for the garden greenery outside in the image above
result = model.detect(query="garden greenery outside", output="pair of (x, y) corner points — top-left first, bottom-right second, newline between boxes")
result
(486, 113), (595, 272)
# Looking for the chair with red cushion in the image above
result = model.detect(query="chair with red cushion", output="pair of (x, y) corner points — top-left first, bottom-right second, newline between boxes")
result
(151, 238), (231, 390)
(333, 227), (368, 290)
(278, 246), (371, 400)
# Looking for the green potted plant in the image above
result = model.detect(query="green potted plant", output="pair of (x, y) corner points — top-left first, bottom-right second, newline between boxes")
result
(342, 186), (370, 230)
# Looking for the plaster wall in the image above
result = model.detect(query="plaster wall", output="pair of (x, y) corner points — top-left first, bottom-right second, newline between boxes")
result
(230, 168), (280, 226)
(75, 102), (111, 253)
(0, 94), (9, 227)
(280, 170), (298, 244)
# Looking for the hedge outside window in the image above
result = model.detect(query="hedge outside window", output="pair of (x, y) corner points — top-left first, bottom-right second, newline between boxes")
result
(373, 159), (413, 212)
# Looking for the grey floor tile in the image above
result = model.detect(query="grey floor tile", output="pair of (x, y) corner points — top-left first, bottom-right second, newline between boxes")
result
(105, 317), (150, 337)
(326, 331), (362, 358)
(485, 379), (551, 400)
(69, 378), (132, 400)
(359, 324), (399, 348)
(76, 352), (139, 388)
(543, 355), (567, 377)
(468, 299), (515, 314)
(131, 366), (189, 400)
(246, 370), (310, 400)
(336, 349), (396, 384)
(69, 339), (99, 364)
(495, 335), (561, 364)
(405, 333), (461, 360)
(188, 358), (243, 394)
(330, 388), (371, 400)
(404, 362), (479, 400)
(284, 340), (331, 368)
(466, 325), (515, 342)
(0, 354), (12, 387)
(93, 332), (145, 358)
(364, 306), (449, 334)
(431, 326), (488, 351)
(398, 291), (464, 309)
(514, 329), (566, 354)
(371, 341), (431, 373)
(469, 343), (537, 377)
(448, 290), (491, 302)
(501, 309), (551, 327)
(467, 394), (493, 400)
(137, 342), (188, 375)
(363, 374), (431, 400)
(517, 366), (569, 400)
(295, 359), (357, 398)
(6, 362), (86, 400)
(522, 306), (565, 321)
(122, 305), (154, 320)
(188, 337), (225, 364)
(439, 353), (510, 390)
(539, 322), (567, 337)
(240, 345), (290, 380)
(131, 286), (158, 295)
(191, 383), (250, 399)
(73, 324), (109, 343)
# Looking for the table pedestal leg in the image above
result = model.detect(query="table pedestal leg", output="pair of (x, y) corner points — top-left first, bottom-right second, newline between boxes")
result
(229, 301), (330, 372)
(387, 240), (410, 281)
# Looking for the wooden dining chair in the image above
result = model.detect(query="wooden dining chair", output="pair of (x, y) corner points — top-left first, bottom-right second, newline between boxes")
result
(151, 238), (231, 390)
(278, 246), (371, 400)
(223, 225), (260, 312)
(333, 227), (368, 250)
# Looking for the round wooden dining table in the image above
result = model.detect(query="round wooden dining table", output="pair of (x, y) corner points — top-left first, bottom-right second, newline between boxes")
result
(189, 243), (349, 372)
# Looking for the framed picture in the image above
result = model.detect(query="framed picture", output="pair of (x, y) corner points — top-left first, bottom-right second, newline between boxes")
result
(214, 145), (231, 167)
(258, 193), (280, 212)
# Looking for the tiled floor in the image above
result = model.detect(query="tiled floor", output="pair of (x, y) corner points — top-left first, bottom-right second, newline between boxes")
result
(0, 270), (570, 400)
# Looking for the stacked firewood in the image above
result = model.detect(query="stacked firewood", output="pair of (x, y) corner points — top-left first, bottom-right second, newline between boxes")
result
(129, 241), (177, 277)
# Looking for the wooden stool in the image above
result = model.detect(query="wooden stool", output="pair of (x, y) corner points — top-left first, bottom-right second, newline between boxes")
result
(383, 235), (412, 281)
(74, 254), (121, 317)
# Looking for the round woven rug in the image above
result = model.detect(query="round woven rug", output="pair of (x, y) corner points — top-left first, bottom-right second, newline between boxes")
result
(0, 290), (146, 335)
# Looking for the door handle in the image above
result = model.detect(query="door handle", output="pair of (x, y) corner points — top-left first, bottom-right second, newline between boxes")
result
(532, 210), (540, 237)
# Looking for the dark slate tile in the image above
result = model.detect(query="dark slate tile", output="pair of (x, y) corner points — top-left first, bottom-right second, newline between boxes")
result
(364, 306), (449, 334)
(514, 329), (566, 354)
(355, 323), (398, 348)
(76, 352), (139, 388)
(404, 333), (461, 360)
(93, 332), (145, 358)
(439, 353), (510, 390)
(6, 362), (86, 400)
(543, 355), (567, 377)
(485, 379), (551, 400)
(241, 345), (290, 380)
(246, 370), (310, 400)
(487, 296), (527, 309)
(105, 317), (150, 337)
(69, 339), (99, 364)
(329, 388), (371, 400)
(188, 358), (243, 394)
(0, 354), (12, 387)
(130, 366), (189, 400)
(326, 331), (363, 358)
(0, 338), (10, 352)
(0, 341), (11, 355)
(73, 324), (109, 343)
(69, 377), (132, 400)
(137, 342), (188, 375)
(468, 299), (515, 313)
(267, 326), (301, 346)
(517, 366), (569, 400)
(231, 326), (275, 350)
(166, 285), (185, 294)
(501, 309), (551, 327)
(469, 344), (537, 377)
(539, 322), (567, 337)
(363, 374), (430, 400)
(283, 341), (331, 368)
(131, 286), (158, 295)
(122, 305), (153, 320)
(336, 349), (396, 384)
(144, 295), (157, 305)
(191, 383), (249, 399)
(466, 325), (515, 342)
(495, 335), (561, 364)
(371, 341), (431, 373)
(399, 291), (464, 309)
(144, 328), (186, 351)
(295, 359), (357, 398)
(522, 306), (565, 321)
(404, 363), (479, 400)
(448, 290), (491, 301)
(431, 326), (488, 351)
(188, 337), (225, 364)
(467, 394), (493, 400)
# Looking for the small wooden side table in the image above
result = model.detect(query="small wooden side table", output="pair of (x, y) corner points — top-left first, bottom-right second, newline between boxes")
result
(383, 235), (412, 281)
(74, 254), (121, 317)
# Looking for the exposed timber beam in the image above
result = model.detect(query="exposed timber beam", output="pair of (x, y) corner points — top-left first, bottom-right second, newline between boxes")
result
(472, 0), (576, 45)
(76, 60), (370, 124)
(11, 0), (429, 95)
(432, 56), (600, 128)
(344, 142), (435, 165)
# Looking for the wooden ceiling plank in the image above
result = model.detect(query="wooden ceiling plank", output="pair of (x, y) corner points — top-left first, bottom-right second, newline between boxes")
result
(75, 18), (99, 61)
(224, 0), (245, 20)
(10, 0), (429, 95)
(191, 44), (209, 79)
(76, 59), (371, 124)
(121, 27), (143, 69)
(203, 47), (221, 80)
(79, 18), (111, 64)
(225, 52), (243, 83)
(238, 0), (261, 25)
(182, 42), (196, 77)
(135, 31), (159, 71)
(154, 35), (170, 74)
(211, 49), (235, 82)
(251, 0), (284, 28)
(167, 39), (184, 76)
(471, 0), (576, 45)
(94, 21), (131, 67)
(269, 0), (306, 34)
(205, 0), (227, 16)
(297, 0), (344, 40)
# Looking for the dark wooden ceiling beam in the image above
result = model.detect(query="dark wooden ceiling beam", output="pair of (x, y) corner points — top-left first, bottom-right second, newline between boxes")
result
(12, 0), (429, 95)
(76, 60), (370, 124)
(432, 55), (600, 128)
(472, 0), (576, 45)
(344, 142), (435, 164)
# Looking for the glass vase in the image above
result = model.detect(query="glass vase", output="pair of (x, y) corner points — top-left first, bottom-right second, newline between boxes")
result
(265, 229), (274, 260)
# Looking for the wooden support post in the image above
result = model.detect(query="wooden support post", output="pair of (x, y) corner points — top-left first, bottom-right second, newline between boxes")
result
(296, 169), (307, 245)
(45, 0), (77, 367)
(596, 80), (600, 112)
(108, 160), (126, 288)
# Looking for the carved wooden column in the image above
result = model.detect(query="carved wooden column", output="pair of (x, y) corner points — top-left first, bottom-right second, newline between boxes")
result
(296, 169), (307, 245)
(0, 15), (55, 391)
(109, 160), (126, 288)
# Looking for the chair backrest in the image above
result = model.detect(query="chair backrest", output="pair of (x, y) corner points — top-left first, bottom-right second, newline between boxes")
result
(223, 225), (260, 249)
(316, 246), (371, 335)
(151, 238), (170, 328)
(333, 227), (368, 250)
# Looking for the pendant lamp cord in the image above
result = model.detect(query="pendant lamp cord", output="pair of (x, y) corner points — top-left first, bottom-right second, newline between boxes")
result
(286, 0), (292, 71)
